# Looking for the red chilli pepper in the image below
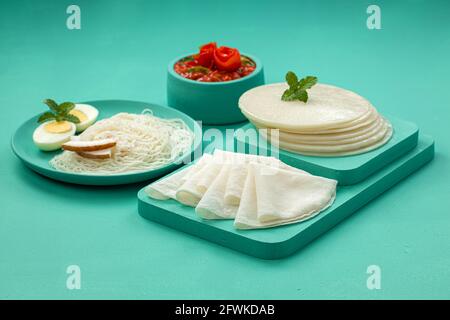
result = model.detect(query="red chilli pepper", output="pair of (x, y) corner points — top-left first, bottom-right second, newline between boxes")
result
(213, 46), (242, 72)
(195, 42), (217, 68)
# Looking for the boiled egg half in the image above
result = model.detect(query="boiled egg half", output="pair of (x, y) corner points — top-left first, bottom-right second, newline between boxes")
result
(69, 104), (99, 132)
(33, 120), (76, 151)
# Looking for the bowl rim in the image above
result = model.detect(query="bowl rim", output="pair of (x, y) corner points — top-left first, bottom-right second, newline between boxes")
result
(167, 52), (263, 86)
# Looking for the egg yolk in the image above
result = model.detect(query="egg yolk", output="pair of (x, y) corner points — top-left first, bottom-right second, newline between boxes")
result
(69, 109), (88, 122)
(44, 121), (72, 133)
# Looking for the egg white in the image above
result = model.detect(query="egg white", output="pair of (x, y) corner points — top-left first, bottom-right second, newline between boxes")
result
(73, 104), (99, 132)
(33, 121), (76, 151)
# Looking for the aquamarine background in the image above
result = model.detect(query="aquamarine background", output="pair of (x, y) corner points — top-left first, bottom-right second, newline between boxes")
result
(1, 0), (449, 299)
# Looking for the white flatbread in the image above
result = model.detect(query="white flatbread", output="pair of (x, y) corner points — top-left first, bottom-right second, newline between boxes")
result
(212, 148), (281, 167)
(252, 107), (380, 136)
(279, 121), (384, 145)
(174, 150), (256, 206)
(196, 150), (291, 220)
(176, 161), (218, 207)
(279, 124), (393, 157)
(145, 154), (212, 204)
(196, 165), (238, 219)
(258, 116), (383, 144)
(263, 118), (390, 148)
(146, 151), (338, 230)
(195, 162), (222, 194)
(239, 83), (374, 131)
(145, 165), (192, 200)
(182, 153), (212, 181)
(272, 122), (390, 153)
(234, 163), (337, 229)
(224, 162), (249, 206)
(146, 153), (212, 202)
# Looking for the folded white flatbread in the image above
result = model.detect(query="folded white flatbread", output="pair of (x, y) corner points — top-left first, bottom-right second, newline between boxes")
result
(145, 166), (190, 200)
(196, 164), (238, 219)
(146, 150), (337, 230)
(234, 162), (337, 229)
(145, 153), (212, 201)
(196, 150), (282, 218)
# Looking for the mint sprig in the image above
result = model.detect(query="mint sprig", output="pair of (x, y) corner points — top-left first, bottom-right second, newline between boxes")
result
(281, 71), (318, 103)
(38, 99), (80, 123)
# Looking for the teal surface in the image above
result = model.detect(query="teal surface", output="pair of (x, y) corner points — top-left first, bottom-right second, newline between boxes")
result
(235, 116), (418, 185)
(1, 0), (449, 299)
(138, 135), (434, 259)
(167, 53), (265, 125)
(11, 100), (202, 185)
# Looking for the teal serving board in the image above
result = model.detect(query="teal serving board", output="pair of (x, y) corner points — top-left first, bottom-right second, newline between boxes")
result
(138, 134), (434, 259)
(234, 116), (418, 185)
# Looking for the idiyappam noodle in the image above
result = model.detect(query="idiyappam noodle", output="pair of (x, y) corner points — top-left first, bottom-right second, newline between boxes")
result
(50, 109), (194, 174)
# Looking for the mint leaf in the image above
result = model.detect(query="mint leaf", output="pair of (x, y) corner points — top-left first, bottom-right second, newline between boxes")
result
(281, 71), (317, 103)
(58, 102), (75, 114)
(281, 88), (296, 101)
(295, 90), (308, 102)
(43, 99), (59, 113)
(38, 99), (77, 123)
(285, 71), (298, 88)
(38, 111), (56, 123)
(62, 113), (80, 124)
(298, 76), (317, 90)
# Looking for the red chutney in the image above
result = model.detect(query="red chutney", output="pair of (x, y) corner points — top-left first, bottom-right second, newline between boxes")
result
(174, 42), (256, 82)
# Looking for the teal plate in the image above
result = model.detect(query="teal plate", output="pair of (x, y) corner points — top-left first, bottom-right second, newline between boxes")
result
(138, 134), (434, 259)
(11, 100), (202, 186)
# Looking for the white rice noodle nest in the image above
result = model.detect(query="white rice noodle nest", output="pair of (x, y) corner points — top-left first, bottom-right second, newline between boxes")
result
(50, 109), (194, 175)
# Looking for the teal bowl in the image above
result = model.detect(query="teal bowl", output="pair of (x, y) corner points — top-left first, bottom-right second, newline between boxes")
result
(167, 53), (264, 125)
